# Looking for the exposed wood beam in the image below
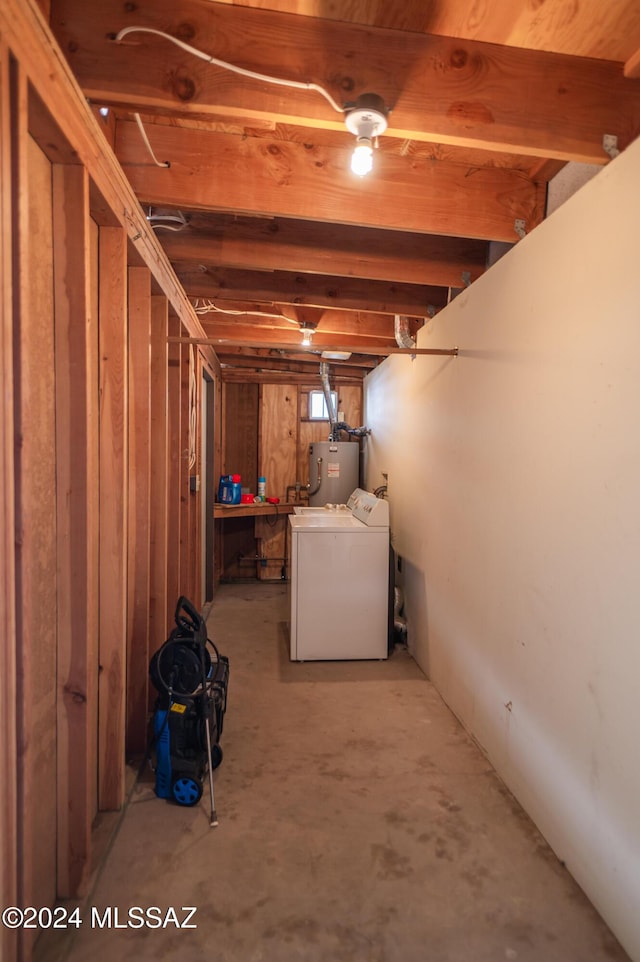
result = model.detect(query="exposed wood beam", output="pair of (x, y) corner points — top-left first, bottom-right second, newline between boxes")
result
(97, 226), (128, 812)
(50, 0), (640, 162)
(215, 347), (372, 367)
(625, 47), (640, 79)
(158, 215), (488, 288)
(178, 336), (457, 357)
(0, 40), (19, 959)
(176, 266), (446, 316)
(219, 347), (380, 377)
(215, 346), (376, 369)
(220, 369), (365, 385)
(527, 158), (568, 184)
(200, 325), (396, 351)
(1, 0), (214, 352)
(149, 297), (169, 652)
(52, 163), (96, 897)
(126, 266), (151, 755)
(115, 120), (543, 242)
(217, 356), (372, 379)
(196, 304), (422, 340)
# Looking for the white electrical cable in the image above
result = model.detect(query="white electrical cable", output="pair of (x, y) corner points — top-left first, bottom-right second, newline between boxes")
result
(190, 298), (298, 323)
(115, 27), (345, 115)
(133, 112), (170, 167)
(146, 208), (188, 231)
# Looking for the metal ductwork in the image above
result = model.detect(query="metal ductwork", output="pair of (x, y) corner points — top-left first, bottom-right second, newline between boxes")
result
(319, 361), (337, 433)
(319, 363), (370, 441)
(394, 314), (416, 350)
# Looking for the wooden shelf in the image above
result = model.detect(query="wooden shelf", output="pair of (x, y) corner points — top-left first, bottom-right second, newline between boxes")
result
(213, 501), (296, 519)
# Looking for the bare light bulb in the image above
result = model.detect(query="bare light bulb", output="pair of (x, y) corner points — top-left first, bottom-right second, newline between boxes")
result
(301, 327), (313, 346)
(345, 95), (388, 177)
(351, 139), (373, 176)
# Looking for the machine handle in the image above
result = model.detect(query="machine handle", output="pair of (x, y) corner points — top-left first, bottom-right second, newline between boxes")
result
(174, 595), (203, 635)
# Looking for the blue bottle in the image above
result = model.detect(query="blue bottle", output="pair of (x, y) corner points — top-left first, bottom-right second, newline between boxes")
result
(218, 474), (242, 504)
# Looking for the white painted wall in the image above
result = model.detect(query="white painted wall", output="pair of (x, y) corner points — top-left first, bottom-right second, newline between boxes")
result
(364, 136), (640, 961)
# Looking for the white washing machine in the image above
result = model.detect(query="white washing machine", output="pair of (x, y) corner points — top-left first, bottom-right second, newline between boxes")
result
(288, 489), (390, 661)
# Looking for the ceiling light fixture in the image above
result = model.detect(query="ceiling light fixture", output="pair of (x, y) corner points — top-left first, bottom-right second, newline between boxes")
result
(300, 325), (314, 347)
(345, 93), (388, 176)
(113, 30), (392, 178)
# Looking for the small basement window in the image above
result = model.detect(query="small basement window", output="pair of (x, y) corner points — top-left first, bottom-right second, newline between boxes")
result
(308, 390), (337, 420)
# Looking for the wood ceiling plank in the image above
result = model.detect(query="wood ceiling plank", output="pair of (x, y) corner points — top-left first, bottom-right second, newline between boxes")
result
(409, 0), (640, 63)
(496, 1), (640, 62)
(175, 265), (447, 315)
(50, 0), (640, 162)
(221, 0), (640, 64)
(159, 216), (488, 287)
(115, 120), (542, 242)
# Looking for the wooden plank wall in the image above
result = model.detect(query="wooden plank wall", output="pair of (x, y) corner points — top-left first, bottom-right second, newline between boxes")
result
(0, 4), (222, 958)
(260, 384), (299, 500)
(217, 377), (362, 581)
(256, 384), (298, 580)
(219, 382), (259, 581)
(297, 385), (362, 486)
(223, 381), (259, 487)
(0, 38), (19, 962)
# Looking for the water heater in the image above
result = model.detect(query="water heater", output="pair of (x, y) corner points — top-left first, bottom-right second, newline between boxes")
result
(308, 441), (359, 506)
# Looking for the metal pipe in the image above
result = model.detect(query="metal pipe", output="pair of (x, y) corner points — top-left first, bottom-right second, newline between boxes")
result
(394, 314), (416, 350)
(306, 457), (323, 496)
(319, 361), (337, 436)
(286, 482), (307, 504)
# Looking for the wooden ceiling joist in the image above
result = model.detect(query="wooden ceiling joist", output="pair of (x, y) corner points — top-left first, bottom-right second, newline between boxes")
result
(175, 266), (447, 316)
(216, 356), (374, 379)
(625, 47), (640, 79)
(115, 120), (544, 242)
(43, 0), (640, 373)
(2, 0), (214, 359)
(157, 215), (488, 288)
(196, 304), (422, 339)
(184, 336), (457, 358)
(213, 346), (377, 369)
(51, 0), (640, 162)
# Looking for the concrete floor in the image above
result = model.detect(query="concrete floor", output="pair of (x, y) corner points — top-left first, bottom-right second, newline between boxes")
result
(38, 582), (628, 962)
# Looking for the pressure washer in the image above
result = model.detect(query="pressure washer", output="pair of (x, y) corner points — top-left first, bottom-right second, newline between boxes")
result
(149, 596), (229, 826)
